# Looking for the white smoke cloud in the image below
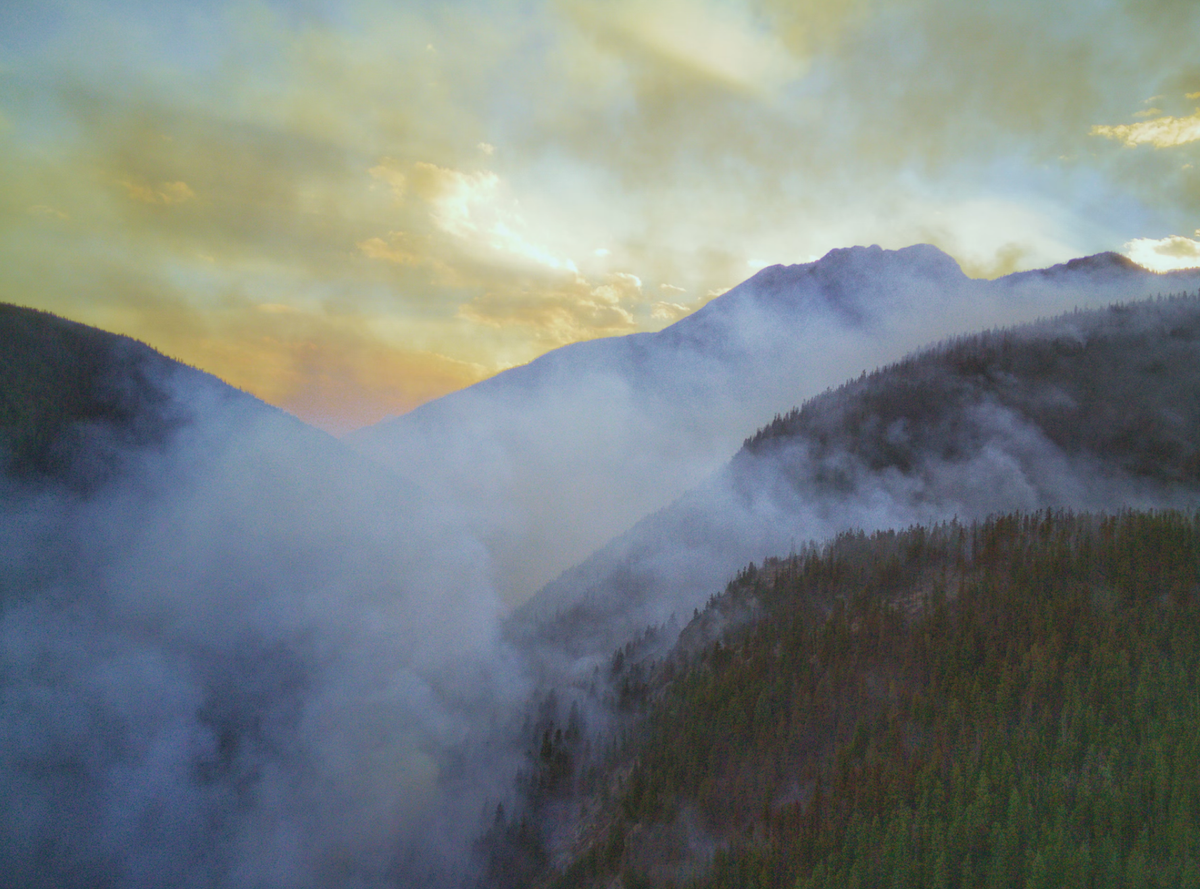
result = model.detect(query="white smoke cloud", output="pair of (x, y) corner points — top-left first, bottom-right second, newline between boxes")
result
(0, 368), (530, 888)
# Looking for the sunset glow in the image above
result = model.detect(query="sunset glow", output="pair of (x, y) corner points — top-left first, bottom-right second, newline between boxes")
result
(2, 0), (1198, 432)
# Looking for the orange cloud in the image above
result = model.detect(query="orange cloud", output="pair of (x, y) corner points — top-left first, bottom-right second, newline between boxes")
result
(119, 179), (196, 205)
(358, 231), (423, 265)
(457, 272), (643, 345)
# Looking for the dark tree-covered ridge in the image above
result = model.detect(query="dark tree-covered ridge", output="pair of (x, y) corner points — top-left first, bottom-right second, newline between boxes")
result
(743, 291), (1200, 487)
(0, 302), (268, 490)
(518, 291), (1200, 662)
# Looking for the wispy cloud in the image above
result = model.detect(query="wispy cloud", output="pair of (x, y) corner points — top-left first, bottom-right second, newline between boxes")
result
(358, 231), (423, 266)
(651, 301), (691, 322)
(456, 271), (643, 345)
(120, 179), (196, 205)
(1124, 233), (1200, 271)
(1092, 108), (1200, 148)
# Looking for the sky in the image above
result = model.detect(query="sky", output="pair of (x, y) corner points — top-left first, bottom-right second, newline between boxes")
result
(1, 0), (1199, 434)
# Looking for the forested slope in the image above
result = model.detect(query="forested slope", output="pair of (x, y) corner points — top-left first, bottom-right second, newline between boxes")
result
(533, 508), (1200, 889)
(0, 303), (265, 490)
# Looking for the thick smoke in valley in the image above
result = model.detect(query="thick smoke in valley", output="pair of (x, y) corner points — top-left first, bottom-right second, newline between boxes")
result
(493, 289), (1200, 881)
(0, 319), (530, 888)
(515, 289), (1200, 670)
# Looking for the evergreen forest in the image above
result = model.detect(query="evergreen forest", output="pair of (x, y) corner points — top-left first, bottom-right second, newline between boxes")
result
(511, 509), (1200, 889)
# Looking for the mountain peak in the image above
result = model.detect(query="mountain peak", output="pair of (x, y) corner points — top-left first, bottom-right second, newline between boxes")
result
(674, 243), (968, 339)
(1030, 251), (1145, 279)
(747, 243), (965, 288)
(1064, 251), (1142, 272)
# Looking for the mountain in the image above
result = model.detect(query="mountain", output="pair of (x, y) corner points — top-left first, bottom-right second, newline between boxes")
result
(8, 249), (1200, 889)
(0, 305), (523, 889)
(349, 246), (1200, 606)
(512, 290), (1200, 668)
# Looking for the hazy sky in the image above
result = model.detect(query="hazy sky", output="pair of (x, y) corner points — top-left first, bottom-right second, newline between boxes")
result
(2, 0), (1199, 433)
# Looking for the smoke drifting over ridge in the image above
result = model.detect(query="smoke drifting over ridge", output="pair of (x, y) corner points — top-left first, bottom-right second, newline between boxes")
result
(516, 291), (1200, 667)
(353, 245), (1200, 607)
(0, 326), (528, 888)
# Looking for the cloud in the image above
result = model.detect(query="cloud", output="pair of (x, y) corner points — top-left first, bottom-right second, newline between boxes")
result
(358, 231), (423, 266)
(367, 161), (408, 200)
(1123, 233), (1200, 271)
(651, 301), (691, 322)
(1091, 108), (1200, 148)
(457, 272), (642, 344)
(5, 0), (1200, 431)
(407, 161), (580, 274)
(119, 179), (196, 205)
(27, 204), (70, 220)
(570, 0), (806, 93)
(590, 270), (642, 303)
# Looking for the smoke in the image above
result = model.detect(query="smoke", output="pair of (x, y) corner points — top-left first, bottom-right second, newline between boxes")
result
(353, 246), (1200, 609)
(0, 365), (530, 888)
(516, 290), (1200, 667)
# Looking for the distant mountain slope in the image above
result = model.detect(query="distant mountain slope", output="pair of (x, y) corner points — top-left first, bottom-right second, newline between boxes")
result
(514, 291), (1200, 664)
(349, 246), (1200, 605)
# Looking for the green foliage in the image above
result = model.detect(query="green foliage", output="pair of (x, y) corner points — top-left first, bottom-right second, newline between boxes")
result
(559, 509), (1200, 888)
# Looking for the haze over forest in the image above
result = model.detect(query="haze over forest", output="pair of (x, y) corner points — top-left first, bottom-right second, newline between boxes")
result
(4, 244), (1200, 887)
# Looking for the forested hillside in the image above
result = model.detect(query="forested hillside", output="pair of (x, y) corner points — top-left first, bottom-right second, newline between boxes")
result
(523, 509), (1200, 888)
(743, 293), (1200, 485)
(0, 303), (261, 490)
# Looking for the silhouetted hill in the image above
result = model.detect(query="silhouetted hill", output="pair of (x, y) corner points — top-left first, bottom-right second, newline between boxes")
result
(0, 303), (270, 490)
